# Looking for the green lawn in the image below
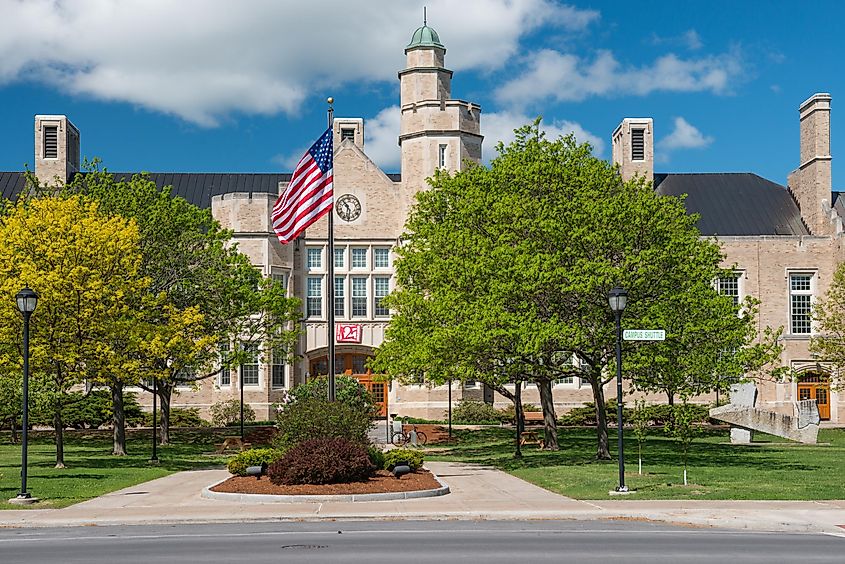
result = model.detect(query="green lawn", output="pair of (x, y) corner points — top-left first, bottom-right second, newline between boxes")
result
(428, 427), (845, 500)
(0, 430), (229, 509)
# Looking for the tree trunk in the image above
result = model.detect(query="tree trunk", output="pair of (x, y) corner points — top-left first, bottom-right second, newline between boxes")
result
(537, 378), (559, 450)
(590, 373), (611, 460)
(10, 417), (18, 444)
(667, 392), (675, 406)
(111, 383), (127, 456)
(53, 406), (65, 469)
(158, 382), (173, 445)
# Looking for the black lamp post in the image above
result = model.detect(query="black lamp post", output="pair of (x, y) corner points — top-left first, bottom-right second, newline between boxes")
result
(13, 287), (38, 503)
(608, 286), (628, 493)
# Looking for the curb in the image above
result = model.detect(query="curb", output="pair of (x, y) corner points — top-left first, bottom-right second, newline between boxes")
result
(201, 471), (450, 503)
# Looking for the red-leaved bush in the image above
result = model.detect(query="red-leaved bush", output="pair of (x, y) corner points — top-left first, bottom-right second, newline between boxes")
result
(268, 437), (375, 485)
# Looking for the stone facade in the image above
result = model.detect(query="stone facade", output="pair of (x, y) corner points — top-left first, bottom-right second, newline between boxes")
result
(23, 24), (844, 424)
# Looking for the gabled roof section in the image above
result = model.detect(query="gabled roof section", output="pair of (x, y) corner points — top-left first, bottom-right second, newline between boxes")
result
(111, 173), (290, 209)
(0, 172), (26, 201)
(0, 171), (290, 209)
(654, 173), (810, 236)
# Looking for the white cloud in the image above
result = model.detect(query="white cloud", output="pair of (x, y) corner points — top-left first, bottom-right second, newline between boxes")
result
(495, 48), (742, 108)
(650, 29), (703, 51)
(364, 106), (402, 171)
(482, 111), (604, 163)
(0, 0), (598, 126)
(658, 117), (713, 154)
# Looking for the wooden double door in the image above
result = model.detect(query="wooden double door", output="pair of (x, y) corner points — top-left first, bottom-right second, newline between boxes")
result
(798, 374), (830, 420)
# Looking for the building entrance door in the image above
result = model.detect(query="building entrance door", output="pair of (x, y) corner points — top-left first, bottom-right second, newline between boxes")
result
(797, 373), (831, 420)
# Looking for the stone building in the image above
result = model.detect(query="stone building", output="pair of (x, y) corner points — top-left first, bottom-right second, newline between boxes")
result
(0, 24), (841, 423)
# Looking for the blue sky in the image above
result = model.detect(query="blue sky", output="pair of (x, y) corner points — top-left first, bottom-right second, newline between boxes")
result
(0, 0), (841, 189)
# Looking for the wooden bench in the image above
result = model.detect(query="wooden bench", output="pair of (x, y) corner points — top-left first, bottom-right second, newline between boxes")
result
(519, 411), (545, 426)
(519, 430), (545, 449)
(214, 436), (252, 454)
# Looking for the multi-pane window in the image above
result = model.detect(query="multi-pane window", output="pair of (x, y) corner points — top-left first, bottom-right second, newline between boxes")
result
(718, 274), (740, 306)
(241, 343), (259, 386)
(334, 248), (345, 269)
(218, 343), (231, 386)
(307, 247), (322, 269)
(374, 276), (390, 317)
(351, 248), (367, 269)
(374, 248), (390, 269)
(438, 144), (447, 168)
(271, 271), (287, 291)
(334, 276), (345, 318)
(790, 274), (813, 334)
(352, 276), (367, 317)
(307, 276), (322, 318)
(271, 347), (285, 389)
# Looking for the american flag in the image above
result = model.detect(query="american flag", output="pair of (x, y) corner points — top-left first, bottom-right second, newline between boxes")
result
(272, 128), (333, 244)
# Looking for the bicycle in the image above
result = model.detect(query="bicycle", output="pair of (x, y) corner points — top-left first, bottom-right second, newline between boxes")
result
(390, 419), (427, 446)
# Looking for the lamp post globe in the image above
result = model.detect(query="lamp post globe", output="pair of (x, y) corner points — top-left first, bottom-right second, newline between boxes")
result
(608, 286), (628, 493)
(12, 287), (38, 504)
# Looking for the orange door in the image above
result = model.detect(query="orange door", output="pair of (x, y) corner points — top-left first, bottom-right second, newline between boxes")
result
(797, 384), (830, 420)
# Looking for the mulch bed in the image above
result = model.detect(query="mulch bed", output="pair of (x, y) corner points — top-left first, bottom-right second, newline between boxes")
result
(211, 469), (441, 496)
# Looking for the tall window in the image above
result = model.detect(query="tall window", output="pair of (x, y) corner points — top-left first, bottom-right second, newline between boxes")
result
(334, 276), (345, 318)
(352, 276), (367, 317)
(438, 144), (447, 168)
(790, 274), (813, 334)
(374, 276), (390, 317)
(241, 343), (259, 386)
(374, 248), (390, 269)
(334, 247), (345, 269)
(718, 273), (740, 306)
(218, 342), (231, 386)
(271, 271), (287, 291)
(307, 276), (322, 318)
(271, 347), (285, 389)
(351, 248), (367, 269)
(307, 247), (322, 269)
(631, 129), (645, 161)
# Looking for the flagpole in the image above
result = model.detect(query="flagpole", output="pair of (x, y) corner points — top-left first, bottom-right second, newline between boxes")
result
(326, 97), (336, 402)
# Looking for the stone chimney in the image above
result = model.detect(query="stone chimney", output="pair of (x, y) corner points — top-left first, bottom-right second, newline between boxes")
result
(787, 93), (832, 236)
(34, 115), (80, 187)
(612, 118), (654, 184)
(333, 118), (364, 149)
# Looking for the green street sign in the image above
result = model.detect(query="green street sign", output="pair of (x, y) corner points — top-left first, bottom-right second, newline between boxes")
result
(623, 329), (665, 341)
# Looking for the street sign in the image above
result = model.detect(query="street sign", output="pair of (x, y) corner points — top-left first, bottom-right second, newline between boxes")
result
(623, 329), (665, 341)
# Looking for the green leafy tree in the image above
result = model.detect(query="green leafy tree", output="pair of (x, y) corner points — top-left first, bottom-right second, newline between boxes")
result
(811, 262), (845, 390)
(0, 195), (147, 466)
(665, 400), (701, 486)
(61, 165), (301, 444)
(375, 120), (751, 459)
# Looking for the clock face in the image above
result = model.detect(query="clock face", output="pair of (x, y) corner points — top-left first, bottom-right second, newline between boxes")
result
(336, 193), (362, 222)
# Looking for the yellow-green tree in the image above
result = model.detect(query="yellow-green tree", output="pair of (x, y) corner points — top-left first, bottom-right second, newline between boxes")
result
(0, 195), (148, 467)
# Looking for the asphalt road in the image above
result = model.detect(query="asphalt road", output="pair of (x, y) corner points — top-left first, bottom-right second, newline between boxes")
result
(0, 520), (842, 563)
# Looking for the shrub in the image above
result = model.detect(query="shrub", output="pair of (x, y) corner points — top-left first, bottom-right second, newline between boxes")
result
(450, 399), (500, 424)
(557, 401), (710, 426)
(227, 447), (282, 476)
(210, 399), (255, 427)
(278, 376), (377, 417)
(32, 390), (145, 429)
(273, 397), (373, 451)
(268, 438), (374, 485)
(367, 445), (386, 470)
(144, 406), (210, 428)
(383, 448), (424, 471)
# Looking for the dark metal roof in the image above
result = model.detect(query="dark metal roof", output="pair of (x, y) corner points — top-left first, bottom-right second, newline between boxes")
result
(654, 173), (810, 236)
(111, 173), (291, 209)
(0, 172), (26, 201)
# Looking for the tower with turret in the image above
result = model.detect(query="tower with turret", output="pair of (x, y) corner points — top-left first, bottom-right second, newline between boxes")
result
(398, 21), (482, 194)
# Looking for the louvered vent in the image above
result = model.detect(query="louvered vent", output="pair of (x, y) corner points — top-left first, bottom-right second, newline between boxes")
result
(44, 126), (58, 159)
(631, 128), (645, 161)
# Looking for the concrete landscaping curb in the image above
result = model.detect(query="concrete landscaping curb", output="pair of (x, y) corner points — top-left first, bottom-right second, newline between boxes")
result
(200, 470), (450, 503)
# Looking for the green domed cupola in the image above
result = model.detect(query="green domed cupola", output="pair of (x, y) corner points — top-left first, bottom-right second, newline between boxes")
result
(407, 24), (445, 50)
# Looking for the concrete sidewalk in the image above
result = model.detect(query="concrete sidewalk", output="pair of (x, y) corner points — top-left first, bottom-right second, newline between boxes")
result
(1, 462), (844, 535)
